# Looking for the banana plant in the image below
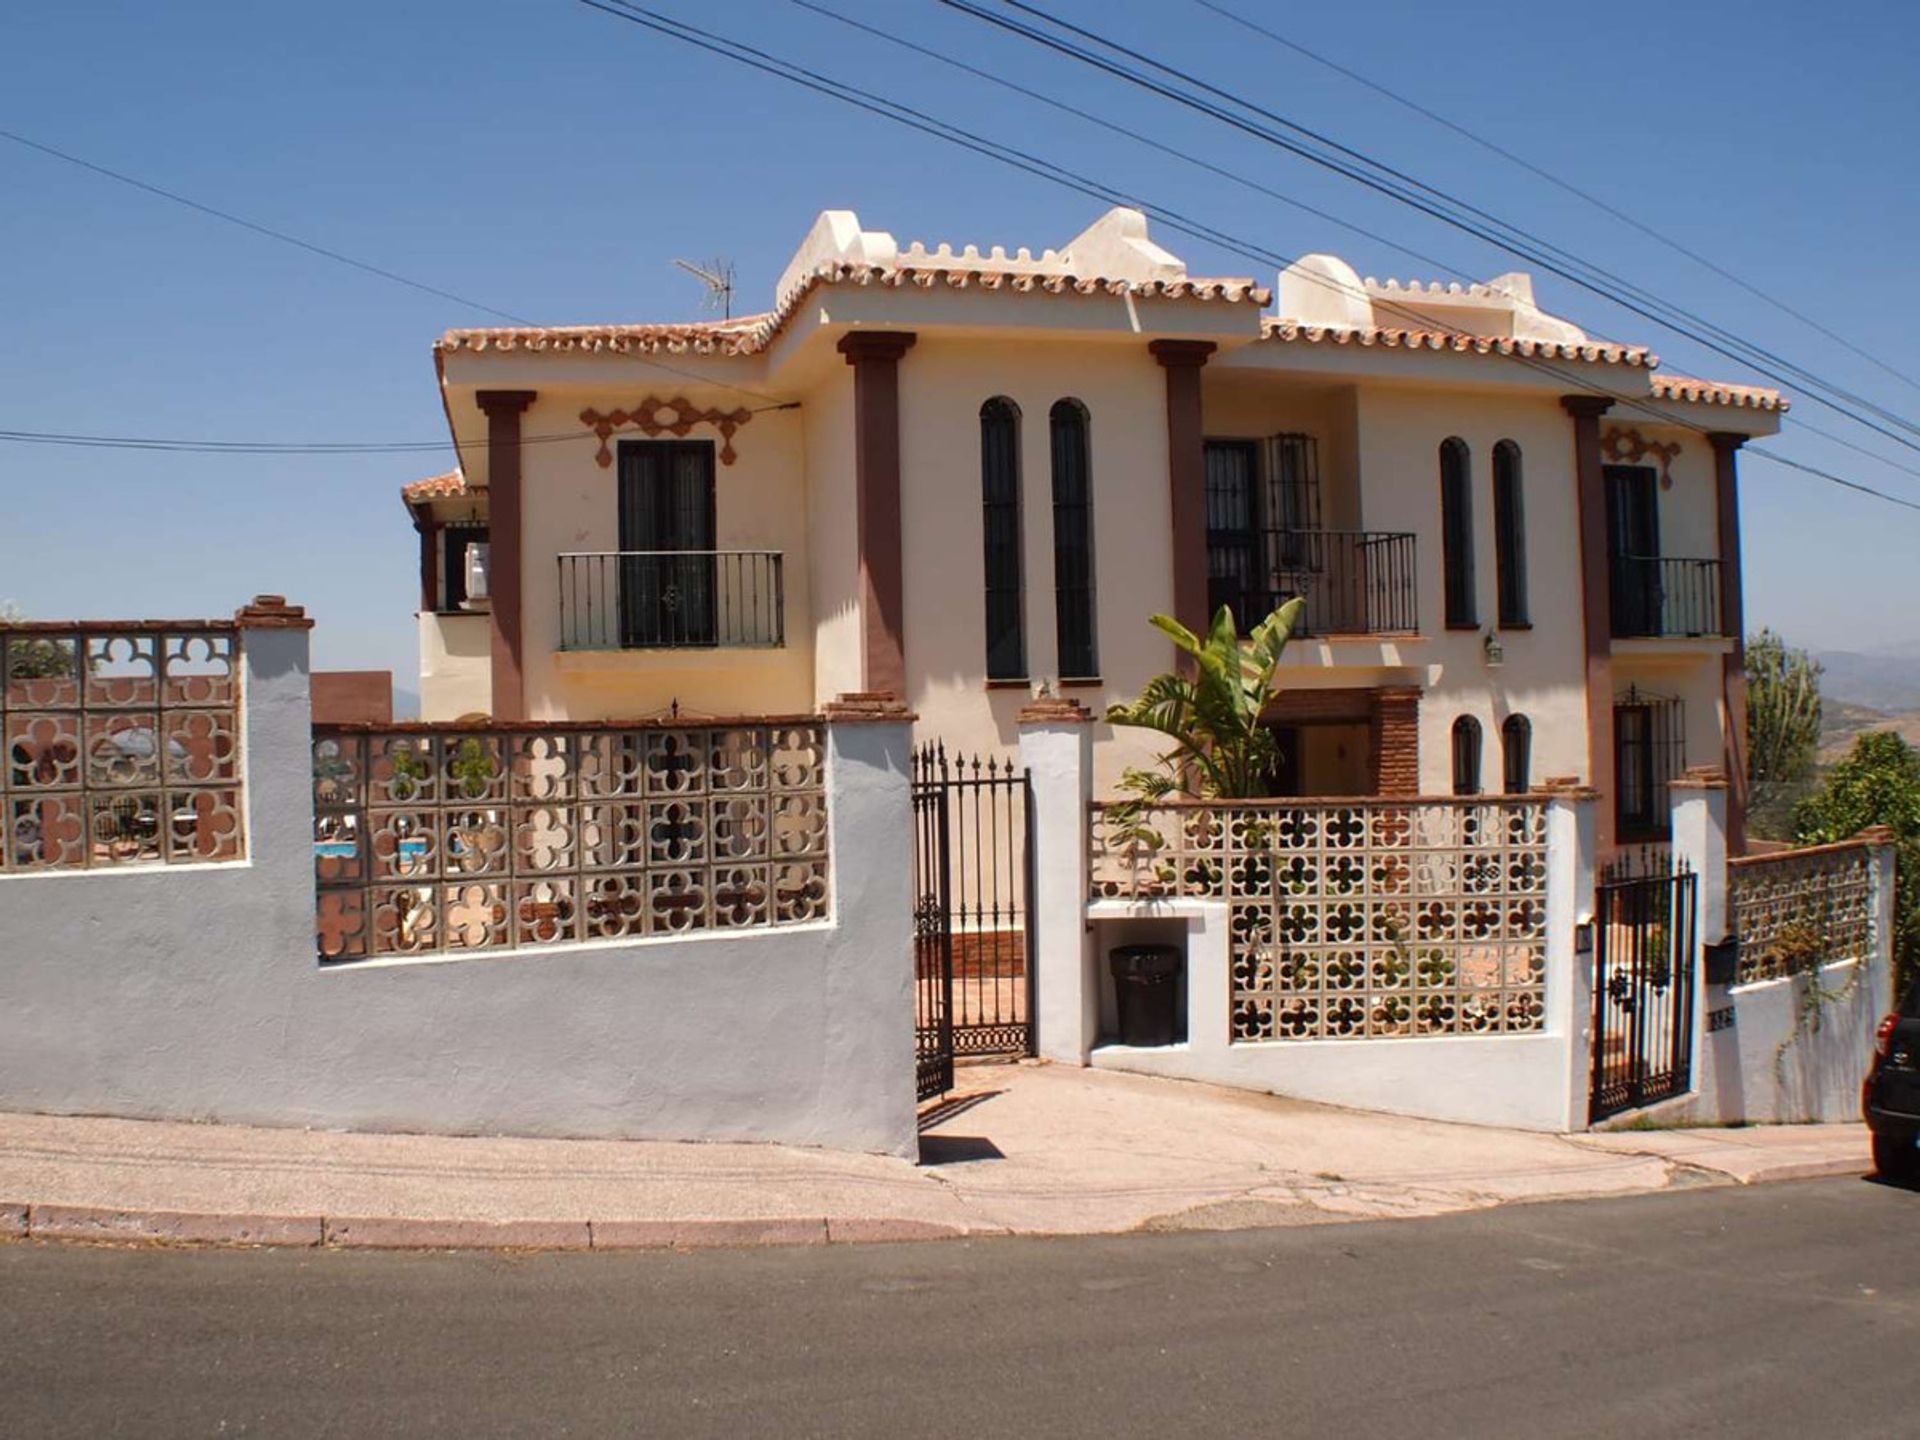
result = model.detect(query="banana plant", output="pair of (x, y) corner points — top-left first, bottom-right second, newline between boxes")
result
(1106, 597), (1306, 801)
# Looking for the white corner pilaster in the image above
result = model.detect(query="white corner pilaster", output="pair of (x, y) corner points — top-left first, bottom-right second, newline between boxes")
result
(235, 596), (318, 907)
(1544, 784), (1598, 1132)
(822, 695), (919, 1158)
(1670, 768), (1730, 1109)
(1018, 699), (1097, 1064)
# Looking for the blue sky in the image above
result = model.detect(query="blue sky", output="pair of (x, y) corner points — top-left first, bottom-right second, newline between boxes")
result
(4, 0), (1917, 686)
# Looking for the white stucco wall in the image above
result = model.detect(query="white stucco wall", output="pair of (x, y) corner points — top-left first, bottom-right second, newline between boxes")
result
(1347, 386), (1593, 794)
(418, 610), (492, 721)
(510, 389), (816, 721)
(893, 334), (1176, 791)
(804, 367), (862, 705)
(0, 625), (917, 1157)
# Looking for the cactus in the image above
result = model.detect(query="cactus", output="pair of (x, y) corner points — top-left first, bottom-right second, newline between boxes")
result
(1747, 628), (1823, 836)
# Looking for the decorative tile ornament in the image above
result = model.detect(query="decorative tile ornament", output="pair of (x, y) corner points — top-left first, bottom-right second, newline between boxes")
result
(580, 398), (755, 468)
(1601, 427), (1684, 489)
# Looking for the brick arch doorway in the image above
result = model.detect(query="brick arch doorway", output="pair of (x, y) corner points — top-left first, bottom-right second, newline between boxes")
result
(1262, 686), (1420, 798)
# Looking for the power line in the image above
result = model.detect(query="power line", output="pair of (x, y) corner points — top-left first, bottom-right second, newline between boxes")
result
(787, 0), (1487, 285)
(0, 126), (538, 327)
(574, 0), (1920, 517)
(0, 125), (787, 409)
(1188, 0), (1920, 398)
(941, 0), (1920, 458)
(0, 404), (799, 456)
(789, 0), (1920, 494)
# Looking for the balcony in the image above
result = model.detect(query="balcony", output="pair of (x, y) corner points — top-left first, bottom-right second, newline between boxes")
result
(558, 551), (785, 651)
(1209, 530), (1418, 637)
(1610, 556), (1725, 640)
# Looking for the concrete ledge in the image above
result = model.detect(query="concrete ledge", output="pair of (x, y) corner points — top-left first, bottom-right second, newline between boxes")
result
(30, 1205), (322, 1247)
(825, 1217), (971, 1244)
(589, 1218), (827, 1250)
(323, 1217), (592, 1250)
(0, 1206), (990, 1252)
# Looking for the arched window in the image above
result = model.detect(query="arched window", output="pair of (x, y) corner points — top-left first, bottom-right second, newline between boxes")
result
(1452, 715), (1483, 796)
(1440, 438), (1476, 628)
(1049, 399), (1098, 680)
(1493, 440), (1527, 627)
(1501, 714), (1532, 795)
(980, 398), (1025, 680)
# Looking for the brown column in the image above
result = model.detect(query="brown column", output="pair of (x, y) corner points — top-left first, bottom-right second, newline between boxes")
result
(1562, 394), (1616, 852)
(837, 331), (917, 701)
(1710, 431), (1749, 855)
(1149, 339), (1217, 644)
(475, 389), (537, 721)
(415, 510), (440, 613)
(1371, 686), (1422, 797)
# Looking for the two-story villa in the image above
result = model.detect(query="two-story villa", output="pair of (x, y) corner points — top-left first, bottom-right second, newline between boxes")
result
(403, 206), (1783, 852)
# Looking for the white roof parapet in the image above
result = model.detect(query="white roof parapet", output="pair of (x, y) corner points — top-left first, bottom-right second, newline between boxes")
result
(776, 205), (1189, 306)
(1359, 268), (1588, 345)
(1056, 206), (1186, 282)
(1277, 253), (1375, 332)
(775, 210), (898, 308)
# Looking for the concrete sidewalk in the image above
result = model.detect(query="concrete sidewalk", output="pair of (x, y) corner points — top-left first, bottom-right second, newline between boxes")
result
(0, 1064), (1873, 1250)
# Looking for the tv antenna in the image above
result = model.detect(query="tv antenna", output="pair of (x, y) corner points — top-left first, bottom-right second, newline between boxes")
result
(673, 256), (736, 320)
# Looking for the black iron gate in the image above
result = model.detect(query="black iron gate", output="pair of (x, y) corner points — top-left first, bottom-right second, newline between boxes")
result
(912, 743), (1034, 1101)
(1590, 855), (1698, 1123)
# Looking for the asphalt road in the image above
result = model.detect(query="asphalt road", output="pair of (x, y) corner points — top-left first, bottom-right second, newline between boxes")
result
(2, 1177), (1916, 1439)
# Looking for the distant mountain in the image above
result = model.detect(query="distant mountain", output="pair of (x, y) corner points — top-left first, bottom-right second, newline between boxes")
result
(1814, 640), (1920, 715)
(392, 686), (421, 721)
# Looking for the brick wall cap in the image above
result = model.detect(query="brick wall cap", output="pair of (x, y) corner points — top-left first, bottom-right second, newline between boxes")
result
(822, 691), (917, 724)
(1016, 697), (1095, 724)
(234, 595), (314, 630)
(1536, 777), (1600, 800)
(1669, 765), (1730, 791)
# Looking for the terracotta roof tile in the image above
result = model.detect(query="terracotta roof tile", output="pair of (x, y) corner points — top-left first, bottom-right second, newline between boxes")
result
(437, 263), (1269, 360)
(1651, 374), (1788, 411)
(401, 469), (468, 504)
(1259, 317), (1656, 368)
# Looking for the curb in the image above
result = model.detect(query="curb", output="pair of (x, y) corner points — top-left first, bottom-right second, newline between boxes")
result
(1, 1203), (973, 1253)
(1732, 1157), (1866, 1186)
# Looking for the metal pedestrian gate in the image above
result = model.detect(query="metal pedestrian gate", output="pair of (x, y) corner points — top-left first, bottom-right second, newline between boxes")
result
(1589, 855), (1698, 1124)
(911, 743), (1035, 1102)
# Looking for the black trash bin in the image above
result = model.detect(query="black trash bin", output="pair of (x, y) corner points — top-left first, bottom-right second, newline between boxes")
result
(1109, 944), (1182, 1047)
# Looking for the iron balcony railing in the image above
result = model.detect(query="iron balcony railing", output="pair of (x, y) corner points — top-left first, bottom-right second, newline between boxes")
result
(558, 551), (785, 651)
(1610, 555), (1725, 639)
(1209, 529), (1418, 637)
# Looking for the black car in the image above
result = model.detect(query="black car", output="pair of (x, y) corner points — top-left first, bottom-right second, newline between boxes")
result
(1865, 980), (1920, 1182)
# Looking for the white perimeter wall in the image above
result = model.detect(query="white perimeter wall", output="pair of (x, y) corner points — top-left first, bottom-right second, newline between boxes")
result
(0, 626), (917, 1157)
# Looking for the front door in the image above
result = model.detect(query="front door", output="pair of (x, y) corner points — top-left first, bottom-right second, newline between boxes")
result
(618, 441), (716, 647)
(1605, 464), (1661, 636)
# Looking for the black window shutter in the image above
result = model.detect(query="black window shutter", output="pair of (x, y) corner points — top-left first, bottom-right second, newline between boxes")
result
(980, 399), (1026, 680)
(1050, 400), (1097, 680)
(1452, 715), (1482, 796)
(1501, 714), (1531, 795)
(1440, 438), (1476, 628)
(1493, 441), (1528, 627)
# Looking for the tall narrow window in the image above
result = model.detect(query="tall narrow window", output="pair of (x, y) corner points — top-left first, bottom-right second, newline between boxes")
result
(1614, 686), (1684, 839)
(980, 398), (1025, 680)
(1049, 399), (1097, 680)
(1493, 440), (1528, 627)
(1452, 715), (1483, 796)
(1501, 714), (1531, 795)
(1440, 438), (1476, 628)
